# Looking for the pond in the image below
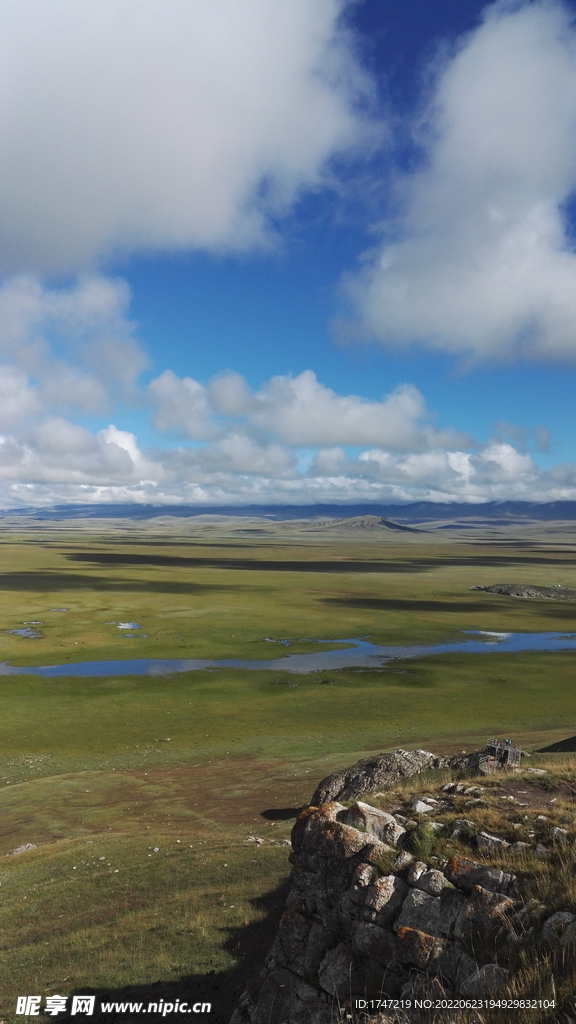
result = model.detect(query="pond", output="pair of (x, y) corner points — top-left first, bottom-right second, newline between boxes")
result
(1, 630), (576, 677)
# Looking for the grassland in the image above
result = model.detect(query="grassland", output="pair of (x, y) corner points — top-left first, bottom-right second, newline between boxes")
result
(0, 518), (576, 1020)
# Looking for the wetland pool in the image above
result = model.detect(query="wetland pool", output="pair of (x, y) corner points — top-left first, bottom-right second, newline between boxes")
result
(1, 630), (576, 677)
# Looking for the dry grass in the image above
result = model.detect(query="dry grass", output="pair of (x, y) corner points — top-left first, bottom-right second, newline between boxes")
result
(360, 757), (576, 1022)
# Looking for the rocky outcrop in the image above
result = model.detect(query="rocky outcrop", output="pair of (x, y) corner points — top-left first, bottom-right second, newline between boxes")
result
(310, 749), (449, 806)
(310, 742), (523, 805)
(231, 798), (574, 1024)
(472, 583), (576, 600)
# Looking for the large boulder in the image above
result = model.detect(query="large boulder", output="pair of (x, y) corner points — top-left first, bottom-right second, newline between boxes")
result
(342, 802), (406, 847)
(310, 749), (449, 805)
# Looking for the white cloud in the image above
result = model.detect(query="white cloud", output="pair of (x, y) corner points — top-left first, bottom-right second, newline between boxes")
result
(156, 368), (470, 450)
(0, 367), (574, 506)
(0, 274), (147, 421)
(247, 371), (468, 448)
(148, 370), (216, 439)
(0, 419), (160, 490)
(0, 366), (38, 430)
(348, 0), (576, 362)
(0, 0), (373, 274)
(2, 430), (575, 507)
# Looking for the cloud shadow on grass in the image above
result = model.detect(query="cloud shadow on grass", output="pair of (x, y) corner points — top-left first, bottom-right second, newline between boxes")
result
(62, 879), (290, 1024)
(0, 572), (237, 595)
(319, 595), (576, 619)
(64, 552), (428, 573)
(321, 596), (491, 614)
(65, 550), (576, 573)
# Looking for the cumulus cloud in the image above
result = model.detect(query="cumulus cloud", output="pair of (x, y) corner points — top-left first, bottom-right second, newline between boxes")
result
(0, 356), (571, 507)
(0, 419), (158, 490)
(246, 371), (468, 448)
(0, 274), (146, 425)
(148, 370), (216, 439)
(157, 368), (470, 450)
(348, 0), (576, 362)
(1, 424), (575, 507)
(0, 0), (373, 274)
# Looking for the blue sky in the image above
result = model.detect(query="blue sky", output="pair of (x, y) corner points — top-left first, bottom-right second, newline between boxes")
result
(1, 0), (576, 506)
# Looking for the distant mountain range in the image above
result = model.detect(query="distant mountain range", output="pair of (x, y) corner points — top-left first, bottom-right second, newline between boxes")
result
(3, 500), (576, 522)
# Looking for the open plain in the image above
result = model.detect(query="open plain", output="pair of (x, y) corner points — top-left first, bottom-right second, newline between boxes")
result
(1, 514), (576, 1021)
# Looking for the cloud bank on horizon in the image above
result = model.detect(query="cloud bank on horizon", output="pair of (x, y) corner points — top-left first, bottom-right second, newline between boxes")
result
(0, 0), (576, 507)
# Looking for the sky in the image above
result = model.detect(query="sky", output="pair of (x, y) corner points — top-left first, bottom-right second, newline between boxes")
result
(2, 0), (576, 507)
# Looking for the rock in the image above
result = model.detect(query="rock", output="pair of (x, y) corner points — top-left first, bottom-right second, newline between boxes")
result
(444, 857), (516, 895)
(393, 850), (415, 873)
(510, 842), (530, 854)
(534, 814), (549, 822)
(395, 888), (439, 933)
(342, 802), (406, 847)
(527, 768), (548, 776)
(541, 911), (576, 946)
(450, 818), (477, 839)
(436, 945), (480, 987)
(395, 886), (465, 939)
(292, 803), (387, 872)
(234, 967), (333, 1024)
(350, 862), (377, 887)
(453, 886), (515, 956)
(267, 907), (333, 976)
(429, 821), (445, 832)
(232, 751), (560, 1021)
(351, 921), (398, 965)
(471, 583), (576, 601)
(360, 840), (396, 865)
(400, 974), (448, 1001)
(412, 868), (454, 897)
(286, 867), (327, 917)
(363, 874), (409, 926)
(407, 860), (427, 884)
(441, 782), (457, 792)
(396, 926), (445, 969)
(550, 826), (569, 844)
(459, 963), (510, 998)
(338, 887), (366, 922)
(290, 802), (344, 856)
(317, 942), (360, 1000)
(310, 748), (449, 805)
(411, 799), (435, 814)
(534, 843), (550, 858)
(559, 918), (576, 949)
(7, 843), (37, 855)
(475, 831), (510, 852)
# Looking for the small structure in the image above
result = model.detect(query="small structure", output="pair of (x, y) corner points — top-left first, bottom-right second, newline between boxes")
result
(479, 738), (521, 774)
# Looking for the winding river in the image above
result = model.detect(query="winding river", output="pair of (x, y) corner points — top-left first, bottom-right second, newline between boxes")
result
(1, 630), (576, 677)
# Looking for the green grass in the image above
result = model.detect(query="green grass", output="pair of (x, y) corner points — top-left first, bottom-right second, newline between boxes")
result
(0, 651), (575, 777)
(1, 525), (576, 1020)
